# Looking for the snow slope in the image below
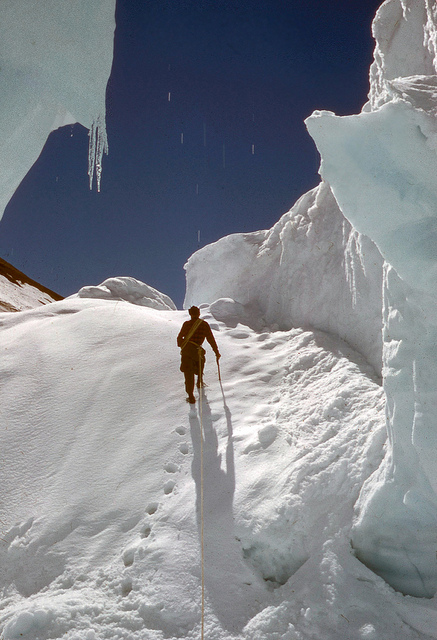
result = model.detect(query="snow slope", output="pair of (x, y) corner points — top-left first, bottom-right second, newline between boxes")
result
(0, 257), (62, 312)
(1, 293), (434, 640)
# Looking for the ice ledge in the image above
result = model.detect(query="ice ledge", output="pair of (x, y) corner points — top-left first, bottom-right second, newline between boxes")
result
(306, 99), (437, 293)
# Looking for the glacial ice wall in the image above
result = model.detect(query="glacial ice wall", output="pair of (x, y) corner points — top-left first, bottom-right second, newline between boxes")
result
(184, 0), (437, 599)
(0, 0), (116, 219)
(307, 0), (437, 598)
(185, 182), (384, 375)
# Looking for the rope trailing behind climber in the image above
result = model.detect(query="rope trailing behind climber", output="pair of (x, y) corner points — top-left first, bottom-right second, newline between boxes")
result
(177, 306), (221, 404)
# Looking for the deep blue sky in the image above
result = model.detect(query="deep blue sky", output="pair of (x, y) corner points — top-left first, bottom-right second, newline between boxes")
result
(1, 0), (382, 308)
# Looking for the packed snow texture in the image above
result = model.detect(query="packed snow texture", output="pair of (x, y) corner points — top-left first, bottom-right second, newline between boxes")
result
(368, 0), (437, 110)
(74, 277), (177, 311)
(0, 0), (115, 217)
(1, 294), (417, 640)
(306, 0), (437, 598)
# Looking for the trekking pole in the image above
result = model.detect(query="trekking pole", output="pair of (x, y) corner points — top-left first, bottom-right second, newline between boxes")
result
(217, 357), (222, 383)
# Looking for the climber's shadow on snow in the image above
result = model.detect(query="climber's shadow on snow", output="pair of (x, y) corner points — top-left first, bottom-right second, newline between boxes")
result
(189, 393), (264, 632)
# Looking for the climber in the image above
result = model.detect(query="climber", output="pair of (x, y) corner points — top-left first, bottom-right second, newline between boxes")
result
(177, 306), (221, 404)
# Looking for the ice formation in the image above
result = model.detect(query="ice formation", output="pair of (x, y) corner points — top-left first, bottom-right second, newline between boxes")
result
(185, 181), (384, 375)
(186, 0), (437, 599)
(305, 0), (437, 598)
(0, 0), (115, 219)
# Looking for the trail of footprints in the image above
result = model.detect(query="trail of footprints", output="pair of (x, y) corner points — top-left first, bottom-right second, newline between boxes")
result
(121, 425), (190, 577)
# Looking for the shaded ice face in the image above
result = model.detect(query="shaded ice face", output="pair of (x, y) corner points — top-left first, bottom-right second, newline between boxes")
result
(0, 0), (115, 217)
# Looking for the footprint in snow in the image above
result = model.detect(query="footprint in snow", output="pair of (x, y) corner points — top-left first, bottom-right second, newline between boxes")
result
(140, 525), (151, 539)
(164, 480), (176, 495)
(121, 577), (133, 596)
(258, 425), (278, 448)
(145, 502), (159, 515)
(175, 426), (186, 435)
(122, 547), (135, 567)
(164, 462), (179, 473)
(228, 329), (250, 339)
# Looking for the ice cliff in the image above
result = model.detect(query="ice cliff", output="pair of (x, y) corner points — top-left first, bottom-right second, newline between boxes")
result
(306, 0), (437, 599)
(0, 0), (116, 219)
(186, 0), (437, 598)
(185, 181), (384, 375)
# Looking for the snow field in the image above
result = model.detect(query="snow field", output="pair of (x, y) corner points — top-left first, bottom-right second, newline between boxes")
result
(0, 295), (424, 640)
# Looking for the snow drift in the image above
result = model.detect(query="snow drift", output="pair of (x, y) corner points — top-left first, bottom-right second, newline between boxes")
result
(185, 181), (384, 375)
(0, 293), (396, 640)
(75, 277), (177, 311)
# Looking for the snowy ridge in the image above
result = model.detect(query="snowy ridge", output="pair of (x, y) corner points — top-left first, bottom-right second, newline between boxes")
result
(0, 257), (62, 312)
(74, 276), (177, 311)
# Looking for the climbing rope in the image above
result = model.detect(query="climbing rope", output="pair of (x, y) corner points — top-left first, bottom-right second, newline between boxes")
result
(198, 349), (205, 640)
(198, 351), (222, 640)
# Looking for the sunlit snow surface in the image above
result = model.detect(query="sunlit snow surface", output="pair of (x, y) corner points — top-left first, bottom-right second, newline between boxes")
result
(74, 276), (177, 311)
(0, 295), (418, 640)
(2, 0), (437, 634)
(185, 182), (384, 375)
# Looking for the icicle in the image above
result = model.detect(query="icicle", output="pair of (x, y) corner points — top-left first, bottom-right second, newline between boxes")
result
(88, 114), (108, 192)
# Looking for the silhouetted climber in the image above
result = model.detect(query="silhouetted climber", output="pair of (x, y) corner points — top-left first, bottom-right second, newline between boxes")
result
(177, 306), (221, 404)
